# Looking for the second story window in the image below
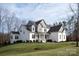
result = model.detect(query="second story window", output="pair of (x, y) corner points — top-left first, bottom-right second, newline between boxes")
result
(32, 34), (35, 38)
(32, 26), (35, 32)
(33, 27), (35, 31)
(40, 23), (43, 27)
(44, 29), (46, 32)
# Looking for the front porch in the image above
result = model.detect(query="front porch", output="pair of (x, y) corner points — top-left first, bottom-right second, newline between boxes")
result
(35, 33), (49, 43)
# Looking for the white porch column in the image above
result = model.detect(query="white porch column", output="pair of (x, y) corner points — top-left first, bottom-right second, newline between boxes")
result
(42, 33), (46, 43)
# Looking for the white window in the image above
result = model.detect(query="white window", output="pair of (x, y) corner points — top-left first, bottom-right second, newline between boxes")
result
(40, 23), (43, 27)
(33, 28), (34, 30)
(60, 35), (61, 39)
(15, 36), (19, 39)
(44, 29), (46, 32)
(33, 27), (35, 31)
(37, 35), (39, 38)
(32, 34), (35, 38)
(32, 26), (35, 32)
(64, 35), (65, 39)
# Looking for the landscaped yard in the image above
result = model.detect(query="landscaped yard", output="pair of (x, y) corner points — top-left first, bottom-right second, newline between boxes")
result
(0, 42), (79, 56)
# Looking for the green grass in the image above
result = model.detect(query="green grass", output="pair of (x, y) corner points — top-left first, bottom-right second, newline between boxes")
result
(0, 42), (78, 56)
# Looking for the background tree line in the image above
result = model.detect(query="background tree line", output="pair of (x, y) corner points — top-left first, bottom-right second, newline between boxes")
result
(0, 7), (23, 45)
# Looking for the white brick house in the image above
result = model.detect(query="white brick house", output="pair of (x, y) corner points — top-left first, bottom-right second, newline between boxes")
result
(10, 19), (66, 43)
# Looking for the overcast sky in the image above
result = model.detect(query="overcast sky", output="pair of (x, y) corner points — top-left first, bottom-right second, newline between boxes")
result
(0, 3), (77, 24)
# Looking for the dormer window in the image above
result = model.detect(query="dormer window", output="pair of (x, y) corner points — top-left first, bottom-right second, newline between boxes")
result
(33, 27), (34, 31)
(40, 23), (43, 27)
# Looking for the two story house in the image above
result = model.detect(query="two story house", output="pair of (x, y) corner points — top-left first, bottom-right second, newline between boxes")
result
(10, 19), (49, 43)
(10, 19), (66, 43)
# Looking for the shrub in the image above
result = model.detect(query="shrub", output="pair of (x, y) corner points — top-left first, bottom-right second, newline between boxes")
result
(14, 41), (16, 43)
(33, 40), (36, 43)
(40, 40), (42, 43)
(23, 41), (25, 43)
(15, 40), (23, 43)
(36, 40), (39, 42)
(26, 40), (29, 43)
(70, 42), (75, 45)
(34, 48), (41, 50)
(29, 40), (32, 43)
(46, 39), (52, 42)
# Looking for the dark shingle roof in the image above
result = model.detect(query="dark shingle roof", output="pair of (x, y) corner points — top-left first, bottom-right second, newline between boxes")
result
(35, 20), (42, 25)
(25, 20), (35, 31)
(25, 19), (43, 32)
(48, 24), (62, 33)
(11, 31), (20, 34)
(27, 21), (35, 26)
(22, 19), (47, 32)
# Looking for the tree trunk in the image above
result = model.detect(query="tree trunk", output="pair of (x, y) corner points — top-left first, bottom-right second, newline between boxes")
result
(76, 29), (78, 47)
(76, 3), (79, 47)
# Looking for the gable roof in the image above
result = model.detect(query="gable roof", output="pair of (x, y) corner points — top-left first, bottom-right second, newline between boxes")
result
(48, 24), (62, 33)
(27, 20), (35, 26)
(21, 19), (47, 32)
(35, 19), (47, 26)
(35, 20), (42, 25)
(11, 31), (20, 34)
(23, 20), (35, 31)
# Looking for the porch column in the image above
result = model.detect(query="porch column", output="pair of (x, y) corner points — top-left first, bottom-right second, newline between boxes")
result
(42, 33), (46, 43)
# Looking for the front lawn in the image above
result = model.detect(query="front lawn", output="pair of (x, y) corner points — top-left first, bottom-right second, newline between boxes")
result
(0, 42), (78, 56)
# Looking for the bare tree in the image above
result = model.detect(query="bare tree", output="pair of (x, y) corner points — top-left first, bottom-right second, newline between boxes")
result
(0, 8), (9, 44)
(6, 13), (15, 33)
(68, 4), (79, 47)
(4, 12), (16, 43)
(0, 7), (22, 44)
(0, 8), (17, 43)
(13, 17), (20, 31)
(75, 3), (79, 47)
